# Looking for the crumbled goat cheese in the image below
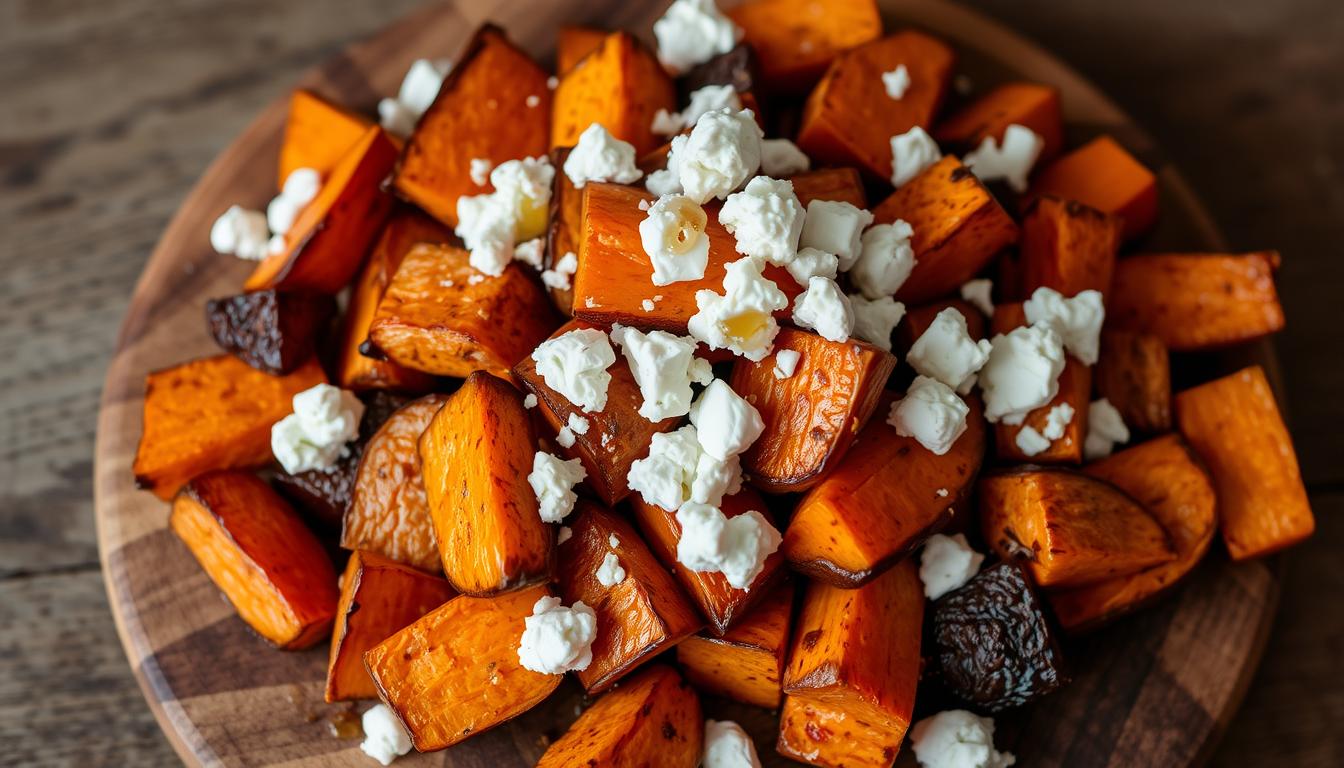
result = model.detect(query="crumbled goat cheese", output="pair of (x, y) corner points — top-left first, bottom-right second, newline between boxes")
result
(531, 328), (616, 413)
(529, 451), (586, 523)
(1043, 402), (1075, 441)
(360, 704), (413, 766)
(567, 412), (590, 435)
(646, 164), (683, 197)
(800, 200), (873, 271)
(469, 157), (493, 186)
(653, 84), (742, 135)
(888, 376), (970, 456)
(641, 298), (656, 311)
(526, 94), (540, 108)
(675, 501), (782, 590)
(641, 193), (712, 285)
(556, 426), (576, 448)
(703, 719), (763, 768)
(513, 238), (545, 269)
(688, 256), (789, 361)
(541, 250), (578, 290)
(690, 379), (765, 461)
(676, 108), (762, 203)
(456, 156), (554, 276)
(792, 276), (854, 343)
(517, 597), (598, 674)
(270, 383), (365, 474)
(547, 75), (559, 89)
(908, 307), (992, 393)
(627, 425), (742, 511)
(773, 348), (801, 379)
(786, 247), (840, 286)
(378, 58), (452, 138)
(883, 65), (912, 99)
(596, 552), (626, 587)
(719, 176), (805, 265)
(978, 324), (1067, 424)
(936, 488), (949, 498)
(523, 393), (538, 409)
(890, 125), (943, 187)
(1022, 287), (1105, 365)
(563, 123), (643, 188)
(210, 205), (270, 261)
(610, 325), (714, 421)
(960, 279), (994, 316)
(1015, 426), (1051, 457)
(963, 124), (1044, 193)
(653, 0), (742, 74)
(557, 526), (572, 544)
(759, 138), (811, 177)
(910, 710), (1016, 768)
(266, 167), (322, 236)
(1084, 398), (1130, 460)
(849, 294), (906, 351)
(851, 219), (918, 299)
(608, 533), (619, 548)
(920, 533), (985, 600)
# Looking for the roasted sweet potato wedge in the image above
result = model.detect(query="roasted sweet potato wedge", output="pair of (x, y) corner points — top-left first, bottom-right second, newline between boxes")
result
(1050, 435), (1217, 632)
(536, 664), (702, 768)
(392, 24), (552, 227)
(556, 26), (607, 74)
(792, 166), (868, 209)
(779, 559), (923, 766)
(551, 31), (674, 156)
(419, 373), (552, 593)
(990, 303), (1091, 464)
(205, 289), (335, 375)
(364, 583), (562, 752)
(1106, 251), (1286, 351)
(933, 81), (1064, 162)
(1028, 135), (1157, 240)
(676, 581), (794, 708)
(896, 298), (986, 353)
(730, 328), (896, 492)
(278, 88), (372, 189)
(557, 503), (702, 694)
(1176, 365), (1314, 560)
(170, 470), (338, 649)
(368, 243), (560, 378)
(133, 355), (326, 500)
(1018, 196), (1122, 296)
(979, 466), (1176, 589)
(871, 156), (1019, 304)
(727, 0), (881, 90)
(545, 146), (581, 315)
(1094, 330), (1171, 434)
(325, 550), (456, 702)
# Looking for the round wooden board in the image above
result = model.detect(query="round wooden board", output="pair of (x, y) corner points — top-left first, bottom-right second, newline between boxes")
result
(94, 1), (1282, 766)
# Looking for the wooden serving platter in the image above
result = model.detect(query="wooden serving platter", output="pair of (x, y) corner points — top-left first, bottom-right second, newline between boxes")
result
(94, 1), (1281, 766)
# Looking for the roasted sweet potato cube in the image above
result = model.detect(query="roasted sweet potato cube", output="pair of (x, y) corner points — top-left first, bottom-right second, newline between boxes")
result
(784, 394), (986, 587)
(871, 156), (1019, 304)
(676, 581), (794, 708)
(1106, 251), (1286, 351)
(278, 89), (371, 189)
(933, 81), (1064, 162)
(364, 583), (562, 752)
(1019, 196), (1122, 296)
(1176, 365), (1314, 560)
(1028, 135), (1157, 239)
(544, 147), (581, 316)
(779, 560), (923, 766)
(990, 303), (1091, 464)
(681, 44), (761, 101)
(1050, 435), (1217, 631)
(792, 167), (868, 209)
(368, 243), (560, 377)
(205, 290), (334, 375)
(558, 503), (702, 693)
(1094, 330), (1171, 433)
(556, 26), (607, 74)
(730, 328), (895, 493)
(551, 31), (674, 157)
(536, 664), (702, 768)
(979, 467), (1176, 589)
(133, 355), (326, 500)
(245, 125), (398, 294)
(325, 550), (455, 702)
(896, 298), (987, 353)
(728, 0), (881, 89)
(170, 471), (338, 649)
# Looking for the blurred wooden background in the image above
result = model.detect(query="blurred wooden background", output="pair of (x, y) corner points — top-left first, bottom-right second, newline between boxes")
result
(1, 0), (1340, 765)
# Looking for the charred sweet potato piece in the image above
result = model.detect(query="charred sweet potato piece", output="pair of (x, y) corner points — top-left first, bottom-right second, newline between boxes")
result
(392, 25), (552, 228)
(419, 373), (551, 593)
(784, 395), (986, 587)
(544, 147), (581, 316)
(325, 550), (456, 702)
(730, 328), (896, 492)
(364, 583), (562, 752)
(979, 467), (1176, 589)
(368, 243), (560, 377)
(779, 560), (923, 766)
(170, 471), (338, 649)
(245, 125), (398, 294)
(681, 44), (761, 101)
(1050, 435), (1217, 631)
(676, 581), (794, 708)
(1176, 365), (1314, 560)
(133, 355), (326, 500)
(1019, 196), (1122, 296)
(551, 31), (675, 157)
(558, 503), (702, 693)
(797, 30), (955, 182)
(896, 298), (987, 353)
(536, 664), (702, 768)
(556, 26), (607, 74)
(1094, 330), (1171, 433)
(1106, 251), (1286, 351)
(990, 303), (1091, 464)
(205, 290), (334, 375)
(342, 394), (449, 572)
(630, 489), (786, 634)
(727, 0), (881, 90)
(933, 82), (1064, 162)
(871, 156), (1019, 304)
(1028, 135), (1157, 240)
(278, 89), (372, 189)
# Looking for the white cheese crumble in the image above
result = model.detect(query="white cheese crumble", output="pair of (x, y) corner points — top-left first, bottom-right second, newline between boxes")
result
(209, 205), (270, 261)
(641, 298), (656, 312)
(786, 246), (840, 286)
(890, 125), (943, 187)
(888, 376), (970, 456)
(718, 176), (805, 265)
(529, 451), (586, 523)
(1015, 426), (1051, 457)
(526, 94), (541, 108)
(963, 124), (1045, 193)
(883, 65), (912, 100)
(610, 325), (714, 421)
(653, 0), (742, 74)
(270, 383), (365, 474)
(675, 501), (781, 589)
(469, 157), (493, 186)
(266, 167), (322, 236)
(799, 200), (873, 272)
(759, 138), (811, 177)
(557, 526), (572, 544)
(608, 533), (619, 548)
(541, 251), (578, 290)
(689, 379), (765, 461)
(523, 393), (538, 409)
(531, 328), (616, 413)
(773, 348), (801, 379)
(567, 413), (590, 435)
(513, 238), (545, 269)
(688, 256), (789, 361)
(920, 533), (985, 600)
(978, 324), (1066, 424)
(627, 425), (742, 510)
(675, 108), (763, 204)
(653, 84), (742, 136)
(563, 123), (643, 188)
(910, 710), (1016, 768)
(360, 704), (413, 766)
(640, 194), (712, 285)
(851, 219), (918, 299)
(792, 276), (854, 343)
(849, 294), (906, 351)
(556, 426), (576, 448)
(517, 596), (597, 674)
(596, 552), (626, 587)
(1043, 402), (1075, 440)
(1022, 287), (1105, 365)
(1084, 398), (1131, 460)
(703, 719), (763, 768)
(908, 307), (992, 394)
(456, 156), (554, 276)
(378, 58), (452, 138)
(960, 278), (995, 316)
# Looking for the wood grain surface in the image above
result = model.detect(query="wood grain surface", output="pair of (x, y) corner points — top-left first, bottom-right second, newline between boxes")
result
(2, 0), (1341, 766)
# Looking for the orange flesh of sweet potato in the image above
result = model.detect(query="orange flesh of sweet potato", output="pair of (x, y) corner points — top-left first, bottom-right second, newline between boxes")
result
(791, 167), (869, 209)
(1028, 135), (1157, 240)
(897, 298), (987, 354)
(783, 394), (986, 587)
(933, 81), (1064, 163)
(364, 583), (562, 752)
(730, 328), (896, 493)
(551, 31), (675, 157)
(872, 156), (1019, 304)
(797, 30), (955, 181)
(170, 471), (338, 649)
(536, 664), (702, 768)
(779, 559), (923, 766)
(1094, 330), (1171, 433)
(368, 243), (560, 378)
(1176, 365), (1314, 560)
(990, 303), (1091, 464)
(342, 394), (449, 572)
(1106, 251), (1286, 352)
(392, 24), (552, 228)
(325, 550), (456, 702)
(277, 89), (371, 189)
(133, 354), (326, 500)
(676, 581), (794, 709)
(418, 372), (552, 594)
(557, 503), (703, 694)
(1049, 435), (1217, 632)
(556, 26), (607, 74)
(1019, 196), (1123, 296)
(727, 0), (882, 89)
(545, 146), (580, 316)
(979, 467), (1176, 589)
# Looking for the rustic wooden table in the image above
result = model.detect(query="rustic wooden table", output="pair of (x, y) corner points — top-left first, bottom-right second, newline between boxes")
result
(1, 1), (1339, 765)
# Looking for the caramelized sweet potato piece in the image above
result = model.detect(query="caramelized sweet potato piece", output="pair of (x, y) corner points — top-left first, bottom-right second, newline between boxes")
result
(544, 146), (580, 315)
(536, 664), (702, 768)
(896, 298), (987, 353)
(364, 583), (562, 752)
(933, 82), (1064, 162)
(1176, 365), (1314, 560)
(1050, 435), (1217, 631)
(1094, 330), (1171, 433)
(990, 303), (1091, 464)
(979, 467), (1176, 589)
(871, 156), (1019, 304)
(170, 471), (338, 649)
(676, 581), (794, 708)
(558, 503), (702, 693)
(205, 290), (334, 374)
(730, 328), (896, 492)
(1106, 251), (1286, 351)
(392, 25), (552, 227)
(556, 26), (607, 74)
(551, 31), (675, 157)
(727, 0), (882, 90)
(325, 550), (456, 701)
(368, 243), (559, 377)
(278, 89), (371, 188)
(784, 395), (986, 587)
(1019, 196), (1122, 296)
(1028, 135), (1157, 239)
(792, 166), (868, 209)
(419, 373), (551, 593)
(779, 560), (923, 766)
(133, 355), (326, 500)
